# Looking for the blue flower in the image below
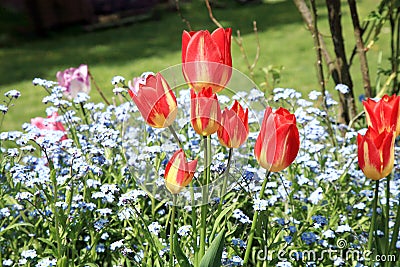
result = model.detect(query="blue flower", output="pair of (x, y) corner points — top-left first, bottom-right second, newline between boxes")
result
(301, 232), (317, 245)
(284, 236), (293, 244)
(232, 238), (246, 248)
(312, 215), (328, 226)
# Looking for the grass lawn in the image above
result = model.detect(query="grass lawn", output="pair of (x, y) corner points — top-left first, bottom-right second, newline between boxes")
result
(0, 0), (391, 131)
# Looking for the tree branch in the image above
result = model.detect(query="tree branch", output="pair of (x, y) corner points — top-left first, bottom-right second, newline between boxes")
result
(348, 0), (372, 98)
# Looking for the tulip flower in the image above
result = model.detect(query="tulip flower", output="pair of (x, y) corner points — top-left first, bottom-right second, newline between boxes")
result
(128, 72), (178, 128)
(363, 94), (400, 136)
(357, 127), (395, 180)
(190, 87), (222, 136)
(217, 100), (249, 148)
(182, 28), (232, 94)
(164, 149), (198, 194)
(254, 107), (300, 172)
(31, 112), (67, 141)
(56, 64), (91, 99)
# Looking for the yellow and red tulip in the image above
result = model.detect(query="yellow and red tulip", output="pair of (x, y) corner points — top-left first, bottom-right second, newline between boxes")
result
(128, 72), (178, 128)
(254, 107), (300, 172)
(164, 149), (198, 194)
(357, 127), (395, 180)
(363, 94), (400, 136)
(182, 28), (232, 94)
(217, 100), (249, 148)
(190, 87), (222, 136)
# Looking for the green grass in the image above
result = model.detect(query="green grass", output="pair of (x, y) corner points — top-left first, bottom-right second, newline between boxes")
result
(0, 0), (391, 130)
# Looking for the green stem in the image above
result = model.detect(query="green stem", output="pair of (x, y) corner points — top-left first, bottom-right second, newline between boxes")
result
(243, 171), (271, 266)
(80, 102), (89, 125)
(168, 125), (183, 149)
(218, 148), (233, 213)
(389, 188), (400, 255)
(169, 196), (177, 267)
(385, 175), (391, 254)
(190, 181), (199, 266)
(367, 180), (380, 255)
(199, 135), (211, 259)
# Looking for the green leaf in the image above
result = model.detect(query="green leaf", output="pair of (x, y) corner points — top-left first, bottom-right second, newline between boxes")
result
(84, 263), (99, 267)
(210, 204), (236, 243)
(173, 234), (192, 267)
(0, 222), (34, 237)
(199, 230), (225, 267)
(37, 238), (57, 251)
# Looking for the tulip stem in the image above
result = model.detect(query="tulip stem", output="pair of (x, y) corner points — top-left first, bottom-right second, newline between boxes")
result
(169, 195), (177, 267)
(367, 180), (380, 254)
(385, 174), (391, 253)
(218, 148), (233, 213)
(168, 125), (183, 149)
(243, 171), (271, 266)
(190, 181), (199, 265)
(389, 194), (400, 254)
(199, 135), (211, 259)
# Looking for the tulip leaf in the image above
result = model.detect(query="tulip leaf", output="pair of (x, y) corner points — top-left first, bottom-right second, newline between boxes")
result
(199, 230), (225, 267)
(210, 203), (236, 243)
(173, 234), (192, 267)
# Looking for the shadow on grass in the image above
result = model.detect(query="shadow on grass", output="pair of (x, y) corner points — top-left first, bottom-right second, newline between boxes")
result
(0, 0), (310, 87)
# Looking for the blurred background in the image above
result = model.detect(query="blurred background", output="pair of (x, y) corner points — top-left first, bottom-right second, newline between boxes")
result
(0, 0), (390, 130)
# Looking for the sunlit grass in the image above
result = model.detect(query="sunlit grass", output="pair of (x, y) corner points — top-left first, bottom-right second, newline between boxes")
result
(0, 0), (390, 130)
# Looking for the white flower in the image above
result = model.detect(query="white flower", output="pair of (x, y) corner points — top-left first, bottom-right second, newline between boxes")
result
(336, 224), (352, 233)
(308, 187), (323, 204)
(177, 225), (192, 237)
(4, 89), (21, 98)
(335, 84), (349, 94)
(111, 76), (125, 85)
(21, 249), (37, 259)
(110, 240), (124, 251)
(148, 222), (162, 236)
(322, 229), (335, 239)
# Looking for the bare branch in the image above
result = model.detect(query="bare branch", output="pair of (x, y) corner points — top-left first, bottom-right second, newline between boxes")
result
(204, 0), (223, 29)
(175, 0), (192, 31)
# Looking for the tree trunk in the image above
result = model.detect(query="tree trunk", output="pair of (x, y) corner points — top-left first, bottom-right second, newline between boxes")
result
(348, 0), (372, 98)
(325, 0), (357, 124)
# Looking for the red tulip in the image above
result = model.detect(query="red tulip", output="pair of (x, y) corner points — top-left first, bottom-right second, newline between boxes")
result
(217, 100), (249, 148)
(182, 28), (232, 94)
(128, 72), (178, 128)
(357, 127), (395, 180)
(254, 107), (300, 172)
(31, 112), (67, 141)
(190, 87), (222, 136)
(363, 94), (400, 136)
(164, 149), (198, 194)
(56, 64), (91, 99)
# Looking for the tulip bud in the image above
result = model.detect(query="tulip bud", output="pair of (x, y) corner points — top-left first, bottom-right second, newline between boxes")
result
(182, 28), (232, 94)
(363, 94), (400, 136)
(217, 100), (249, 148)
(357, 127), (395, 180)
(128, 72), (178, 128)
(56, 64), (91, 99)
(164, 149), (198, 194)
(254, 107), (300, 172)
(190, 87), (222, 136)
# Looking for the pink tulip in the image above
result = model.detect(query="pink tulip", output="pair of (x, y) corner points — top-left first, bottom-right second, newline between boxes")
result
(57, 64), (91, 99)
(31, 112), (67, 141)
